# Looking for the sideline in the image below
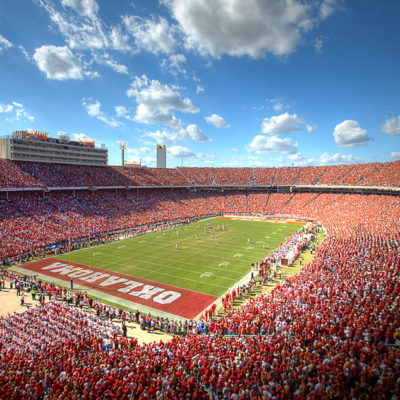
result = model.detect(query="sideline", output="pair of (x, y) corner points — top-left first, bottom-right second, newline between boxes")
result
(211, 223), (324, 318)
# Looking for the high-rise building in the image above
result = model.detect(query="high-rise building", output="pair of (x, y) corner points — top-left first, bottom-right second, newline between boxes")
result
(157, 145), (166, 168)
(0, 130), (108, 165)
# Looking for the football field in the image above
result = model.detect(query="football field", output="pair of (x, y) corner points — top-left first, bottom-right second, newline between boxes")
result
(55, 217), (304, 297)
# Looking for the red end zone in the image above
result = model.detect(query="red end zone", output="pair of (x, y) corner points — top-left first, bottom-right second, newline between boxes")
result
(19, 258), (218, 320)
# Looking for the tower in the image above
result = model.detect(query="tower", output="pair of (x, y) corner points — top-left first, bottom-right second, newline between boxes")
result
(120, 141), (127, 167)
(157, 145), (166, 168)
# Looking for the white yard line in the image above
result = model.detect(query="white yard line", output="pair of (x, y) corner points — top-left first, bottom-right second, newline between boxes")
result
(101, 254), (240, 283)
(108, 242), (252, 273)
(104, 260), (230, 290)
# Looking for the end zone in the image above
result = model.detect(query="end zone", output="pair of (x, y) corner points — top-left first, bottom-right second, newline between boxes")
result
(215, 215), (308, 224)
(18, 258), (218, 320)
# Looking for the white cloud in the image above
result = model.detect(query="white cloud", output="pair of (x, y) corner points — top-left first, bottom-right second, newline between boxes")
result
(167, 146), (215, 166)
(333, 120), (370, 147)
(145, 130), (182, 144)
(144, 124), (210, 143)
(220, 154), (271, 167)
(62, 0), (99, 18)
(320, 0), (343, 20)
(114, 105), (136, 121)
(0, 102), (34, 122)
(123, 16), (177, 54)
(185, 124), (210, 141)
(82, 98), (121, 127)
(18, 45), (30, 60)
(286, 153), (314, 166)
(141, 156), (156, 166)
(252, 105), (265, 112)
(306, 124), (317, 133)
(262, 151), (360, 167)
(196, 85), (205, 94)
(72, 133), (95, 141)
(115, 105), (127, 117)
(161, 53), (187, 76)
(114, 106), (135, 121)
(109, 26), (131, 52)
(390, 152), (400, 160)
(125, 146), (154, 164)
(127, 74), (199, 128)
(381, 114), (400, 136)
(247, 135), (298, 154)
(319, 152), (361, 164)
(261, 112), (304, 135)
(270, 151), (361, 167)
(196, 152), (215, 165)
(33, 45), (84, 80)
(166, 0), (314, 58)
(0, 34), (12, 52)
(268, 98), (290, 112)
(100, 56), (128, 74)
(38, 0), (107, 50)
(0, 104), (13, 113)
(231, 147), (238, 152)
(84, 100), (100, 116)
(314, 37), (324, 53)
(36, 0), (131, 76)
(140, 146), (152, 154)
(205, 113), (229, 128)
(14, 105), (35, 122)
(168, 145), (196, 159)
(126, 148), (156, 166)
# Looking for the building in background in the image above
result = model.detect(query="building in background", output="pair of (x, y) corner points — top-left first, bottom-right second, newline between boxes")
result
(0, 130), (108, 166)
(125, 160), (142, 168)
(157, 145), (166, 169)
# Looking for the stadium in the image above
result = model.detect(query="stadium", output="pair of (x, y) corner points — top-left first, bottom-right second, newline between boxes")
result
(1, 0), (400, 399)
(1, 154), (400, 399)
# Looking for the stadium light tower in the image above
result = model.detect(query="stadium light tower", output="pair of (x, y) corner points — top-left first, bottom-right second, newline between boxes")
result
(120, 141), (127, 167)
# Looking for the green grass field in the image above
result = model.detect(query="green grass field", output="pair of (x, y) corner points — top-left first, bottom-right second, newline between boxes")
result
(56, 217), (304, 297)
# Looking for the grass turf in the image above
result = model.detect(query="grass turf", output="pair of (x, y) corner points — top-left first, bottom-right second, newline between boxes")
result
(55, 217), (304, 297)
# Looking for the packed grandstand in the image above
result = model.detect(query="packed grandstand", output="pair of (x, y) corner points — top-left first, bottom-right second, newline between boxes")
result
(0, 160), (399, 399)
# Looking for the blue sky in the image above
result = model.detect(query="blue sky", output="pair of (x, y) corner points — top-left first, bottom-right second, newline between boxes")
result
(0, 0), (399, 167)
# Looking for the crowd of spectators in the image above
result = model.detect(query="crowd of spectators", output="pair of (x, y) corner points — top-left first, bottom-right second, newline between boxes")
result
(264, 194), (292, 215)
(228, 168), (253, 185)
(274, 167), (301, 186)
(252, 168), (276, 185)
(0, 190), (399, 398)
(358, 161), (400, 187)
(1, 161), (399, 188)
(178, 167), (211, 185)
(0, 160), (39, 187)
(1, 162), (400, 398)
(247, 192), (270, 214)
(316, 165), (355, 186)
(295, 166), (326, 185)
